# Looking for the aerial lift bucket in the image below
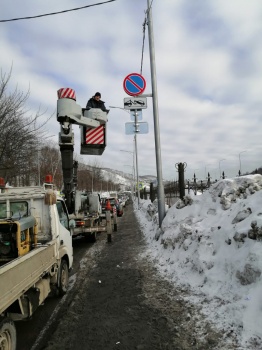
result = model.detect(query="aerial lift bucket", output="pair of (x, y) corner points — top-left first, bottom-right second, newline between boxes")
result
(80, 109), (107, 155)
(80, 124), (106, 155)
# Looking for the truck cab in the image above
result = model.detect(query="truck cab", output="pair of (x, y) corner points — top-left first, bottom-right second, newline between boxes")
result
(0, 186), (73, 267)
(0, 179), (73, 350)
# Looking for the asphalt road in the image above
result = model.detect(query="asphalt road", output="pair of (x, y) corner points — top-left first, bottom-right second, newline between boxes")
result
(16, 233), (101, 350)
(17, 200), (231, 350)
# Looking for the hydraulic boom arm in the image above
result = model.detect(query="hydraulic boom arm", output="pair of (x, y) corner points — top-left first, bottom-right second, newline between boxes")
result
(57, 88), (107, 214)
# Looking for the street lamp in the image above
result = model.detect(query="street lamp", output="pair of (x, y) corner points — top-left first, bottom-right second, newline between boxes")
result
(121, 149), (136, 196)
(219, 159), (226, 179)
(124, 164), (135, 195)
(239, 151), (247, 176)
(110, 106), (140, 205)
(109, 106), (129, 114)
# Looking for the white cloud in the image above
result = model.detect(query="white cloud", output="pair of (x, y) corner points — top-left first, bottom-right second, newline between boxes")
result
(0, 0), (262, 181)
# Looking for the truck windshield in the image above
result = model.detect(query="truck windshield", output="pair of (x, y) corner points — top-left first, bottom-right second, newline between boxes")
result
(56, 201), (69, 229)
(0, 201), (28, 219)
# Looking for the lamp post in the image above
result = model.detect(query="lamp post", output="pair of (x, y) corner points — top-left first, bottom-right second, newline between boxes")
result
(124, 164), (135, 196)
(239, 151), (247, 176)
(110, 106), (140, 205)
(109, 106), (129, 113)
(121, 149), (135, 196)
(219, 159), (226, 179)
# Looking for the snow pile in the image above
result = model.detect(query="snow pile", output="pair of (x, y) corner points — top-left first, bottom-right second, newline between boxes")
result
(135, 175), (262, 348)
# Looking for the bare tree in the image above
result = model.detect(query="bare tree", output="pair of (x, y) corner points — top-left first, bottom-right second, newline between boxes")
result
(0, 69), (51, 184)
(38, 143), (62, 188)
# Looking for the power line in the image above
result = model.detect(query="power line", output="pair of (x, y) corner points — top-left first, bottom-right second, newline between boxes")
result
(0, 0), (117, 23)
(140, 17), (147, 75)
(140, 0), (153, 75)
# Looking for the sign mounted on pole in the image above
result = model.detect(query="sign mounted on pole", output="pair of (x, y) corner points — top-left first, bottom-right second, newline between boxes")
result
(123, 73), (146, 96)
(123, 97), (147, 110)
(125, 122), (149, 135)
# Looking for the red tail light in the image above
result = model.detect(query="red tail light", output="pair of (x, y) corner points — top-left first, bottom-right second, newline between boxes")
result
(76, 220), (85, 227)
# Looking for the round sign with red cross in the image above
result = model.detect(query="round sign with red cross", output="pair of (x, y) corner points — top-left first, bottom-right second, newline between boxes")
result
(123, 73), (146, 96)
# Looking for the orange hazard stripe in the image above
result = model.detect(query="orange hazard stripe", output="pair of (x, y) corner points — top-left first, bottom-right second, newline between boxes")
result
(58, 88), (76, 100)
(86, 125), (104, 144)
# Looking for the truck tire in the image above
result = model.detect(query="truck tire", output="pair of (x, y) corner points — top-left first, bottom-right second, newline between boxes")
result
(85, 232), (97, 243)
(0, 317), (16, 350)
(89, 232), (97, 243)
(58, 259), (69, 296)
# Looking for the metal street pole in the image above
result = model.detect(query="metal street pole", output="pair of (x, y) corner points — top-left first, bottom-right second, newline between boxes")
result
(121, 149), (136, 198)
(132, 136), (136, 199)
(239, 150), (247, 176)
(111, 106), (140, 204)
(147, 0), (165, 227)
(134, 110), (140, 206)
(219, 159), (226, 179)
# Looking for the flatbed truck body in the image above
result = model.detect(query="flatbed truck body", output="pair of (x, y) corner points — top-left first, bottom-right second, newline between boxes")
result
(0, 183), (73, 350)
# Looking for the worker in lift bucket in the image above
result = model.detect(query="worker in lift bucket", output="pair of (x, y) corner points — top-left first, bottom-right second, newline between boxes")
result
(86, 92), (109, 114)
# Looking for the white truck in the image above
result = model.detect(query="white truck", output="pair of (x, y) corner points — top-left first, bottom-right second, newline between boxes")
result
(0, 179), (73, 350)
(69, 191), (106, 242)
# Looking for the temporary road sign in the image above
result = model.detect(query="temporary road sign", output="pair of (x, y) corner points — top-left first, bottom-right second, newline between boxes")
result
(123, 97), (147, 110)
(125, 122), (149, 135)
(123, 73), (146, 96)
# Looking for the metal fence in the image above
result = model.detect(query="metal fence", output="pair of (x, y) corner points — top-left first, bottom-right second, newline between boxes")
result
(138, 162), (230, 206)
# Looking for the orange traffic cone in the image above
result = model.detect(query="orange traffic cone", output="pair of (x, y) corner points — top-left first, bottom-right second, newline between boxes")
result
(105, 199), (112, 211)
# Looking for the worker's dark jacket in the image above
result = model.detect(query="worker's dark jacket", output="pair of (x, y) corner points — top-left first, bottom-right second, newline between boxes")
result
(86, 97), (108, 113)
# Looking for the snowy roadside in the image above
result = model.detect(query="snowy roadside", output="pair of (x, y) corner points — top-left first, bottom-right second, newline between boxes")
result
(134, 175), (262, 350)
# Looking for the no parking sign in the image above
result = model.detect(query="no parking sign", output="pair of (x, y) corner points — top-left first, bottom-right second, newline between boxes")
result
(123, 73), (146, 96)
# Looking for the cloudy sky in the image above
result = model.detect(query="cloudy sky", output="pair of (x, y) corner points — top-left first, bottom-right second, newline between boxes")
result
(1, 0), (262, 181)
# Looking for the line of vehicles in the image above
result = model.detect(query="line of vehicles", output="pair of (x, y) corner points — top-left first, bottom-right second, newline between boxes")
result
(0, 178), (73, 350)
(0, 88), (130, 350)
(0, 178), (129, 350)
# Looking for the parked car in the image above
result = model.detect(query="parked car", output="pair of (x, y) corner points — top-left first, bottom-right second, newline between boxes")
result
(118, 196), (126, 208)
(101, 197), (123, 217)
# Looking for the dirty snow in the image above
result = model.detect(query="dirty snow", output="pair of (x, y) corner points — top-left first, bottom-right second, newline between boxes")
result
(135, 174), (262, 349)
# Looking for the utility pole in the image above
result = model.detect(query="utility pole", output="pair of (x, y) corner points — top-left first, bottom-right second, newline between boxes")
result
(147, 0), (165, 227)
(134, 135), (140, 205)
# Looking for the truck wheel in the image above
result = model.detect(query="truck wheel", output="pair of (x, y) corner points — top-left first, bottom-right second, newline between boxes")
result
(0, 317), (16, 350)
(85, 232), (97, 243)
(90, 232), (97, 243)
(58, 259), (69, 296)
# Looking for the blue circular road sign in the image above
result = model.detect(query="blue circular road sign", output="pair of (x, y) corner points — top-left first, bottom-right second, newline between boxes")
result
(123, 73), (146, 96)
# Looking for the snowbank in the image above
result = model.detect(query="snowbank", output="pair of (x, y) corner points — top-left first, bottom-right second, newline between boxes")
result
(135, 175), (262, 348)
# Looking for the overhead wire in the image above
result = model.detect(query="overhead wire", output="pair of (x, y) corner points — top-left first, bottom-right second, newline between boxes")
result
(140, 0), (153, 75)
(140, 17), (147, 76)
(0, 0), (117, 23)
